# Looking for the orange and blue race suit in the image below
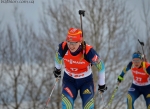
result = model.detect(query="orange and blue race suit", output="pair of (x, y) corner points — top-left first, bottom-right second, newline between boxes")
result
(119, 61), (150, 109)
(54, 41), (105, 109)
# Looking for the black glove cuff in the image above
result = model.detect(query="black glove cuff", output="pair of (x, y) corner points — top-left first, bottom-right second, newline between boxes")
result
(98, 84), (105, 89)
(54, 67), (61, 72)
(53, 67), (61, 78)
(98, 84), (107, 93)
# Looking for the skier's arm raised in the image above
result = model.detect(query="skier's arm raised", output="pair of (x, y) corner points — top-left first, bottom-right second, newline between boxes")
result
(117, 62), (132, 83)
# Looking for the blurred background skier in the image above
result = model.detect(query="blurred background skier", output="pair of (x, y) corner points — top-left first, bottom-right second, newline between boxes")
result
(118, 51), (150, 109)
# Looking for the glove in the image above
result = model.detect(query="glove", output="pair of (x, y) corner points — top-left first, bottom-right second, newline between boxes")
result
(117, 75), (124, 83)
(98, 84), (107, 93)
(53, 67), (61, 78)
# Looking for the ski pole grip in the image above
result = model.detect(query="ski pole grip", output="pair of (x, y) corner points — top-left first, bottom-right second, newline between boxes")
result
(79, 10), (85, 16)
(138, 39), (144, 46)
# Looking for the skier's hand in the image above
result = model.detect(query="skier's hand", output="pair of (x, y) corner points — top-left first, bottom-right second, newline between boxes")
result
(53, 67), (61, 78)
(117, 75), (124, 83)
(98, 84), (107, 93)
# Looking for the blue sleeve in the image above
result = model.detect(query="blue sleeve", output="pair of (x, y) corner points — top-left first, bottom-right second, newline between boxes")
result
(58, 42), (64, 57)
(54, 42), (63, 69)
(146, 66), (150, 75)
(86, 48), (105, 71)
(86, 48), (105, 85)
(120, 62), (132, 77)
(86, 48), (99, 64)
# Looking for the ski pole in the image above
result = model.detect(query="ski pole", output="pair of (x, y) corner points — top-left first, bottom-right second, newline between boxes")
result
(43, 78), (59, 109)
(103, 83), (119, 109)
(79, 10), (86, 59)
(138, 39), (146, 61)
(79, 10), (85, 38)
(100, 93), (105, 109)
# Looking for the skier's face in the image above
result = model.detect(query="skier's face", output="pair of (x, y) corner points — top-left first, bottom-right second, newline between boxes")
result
(67, 41), (81, 52)
(132, 58), (142, 68)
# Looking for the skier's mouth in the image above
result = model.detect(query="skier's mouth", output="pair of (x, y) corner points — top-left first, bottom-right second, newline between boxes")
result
(69, 49), (75, 52)
(135, 65), (140, 67)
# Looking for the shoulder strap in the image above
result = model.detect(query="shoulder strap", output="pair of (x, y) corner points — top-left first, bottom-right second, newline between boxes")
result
(62, 41), (68, 58)
(83, 41), (87, 60)
(143, 62), (149, 75)
(83, 41), (91, 63)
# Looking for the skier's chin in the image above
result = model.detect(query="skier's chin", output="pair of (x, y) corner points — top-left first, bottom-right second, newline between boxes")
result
(134, 65), (140, 68)
(69, 49), (76, 52)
